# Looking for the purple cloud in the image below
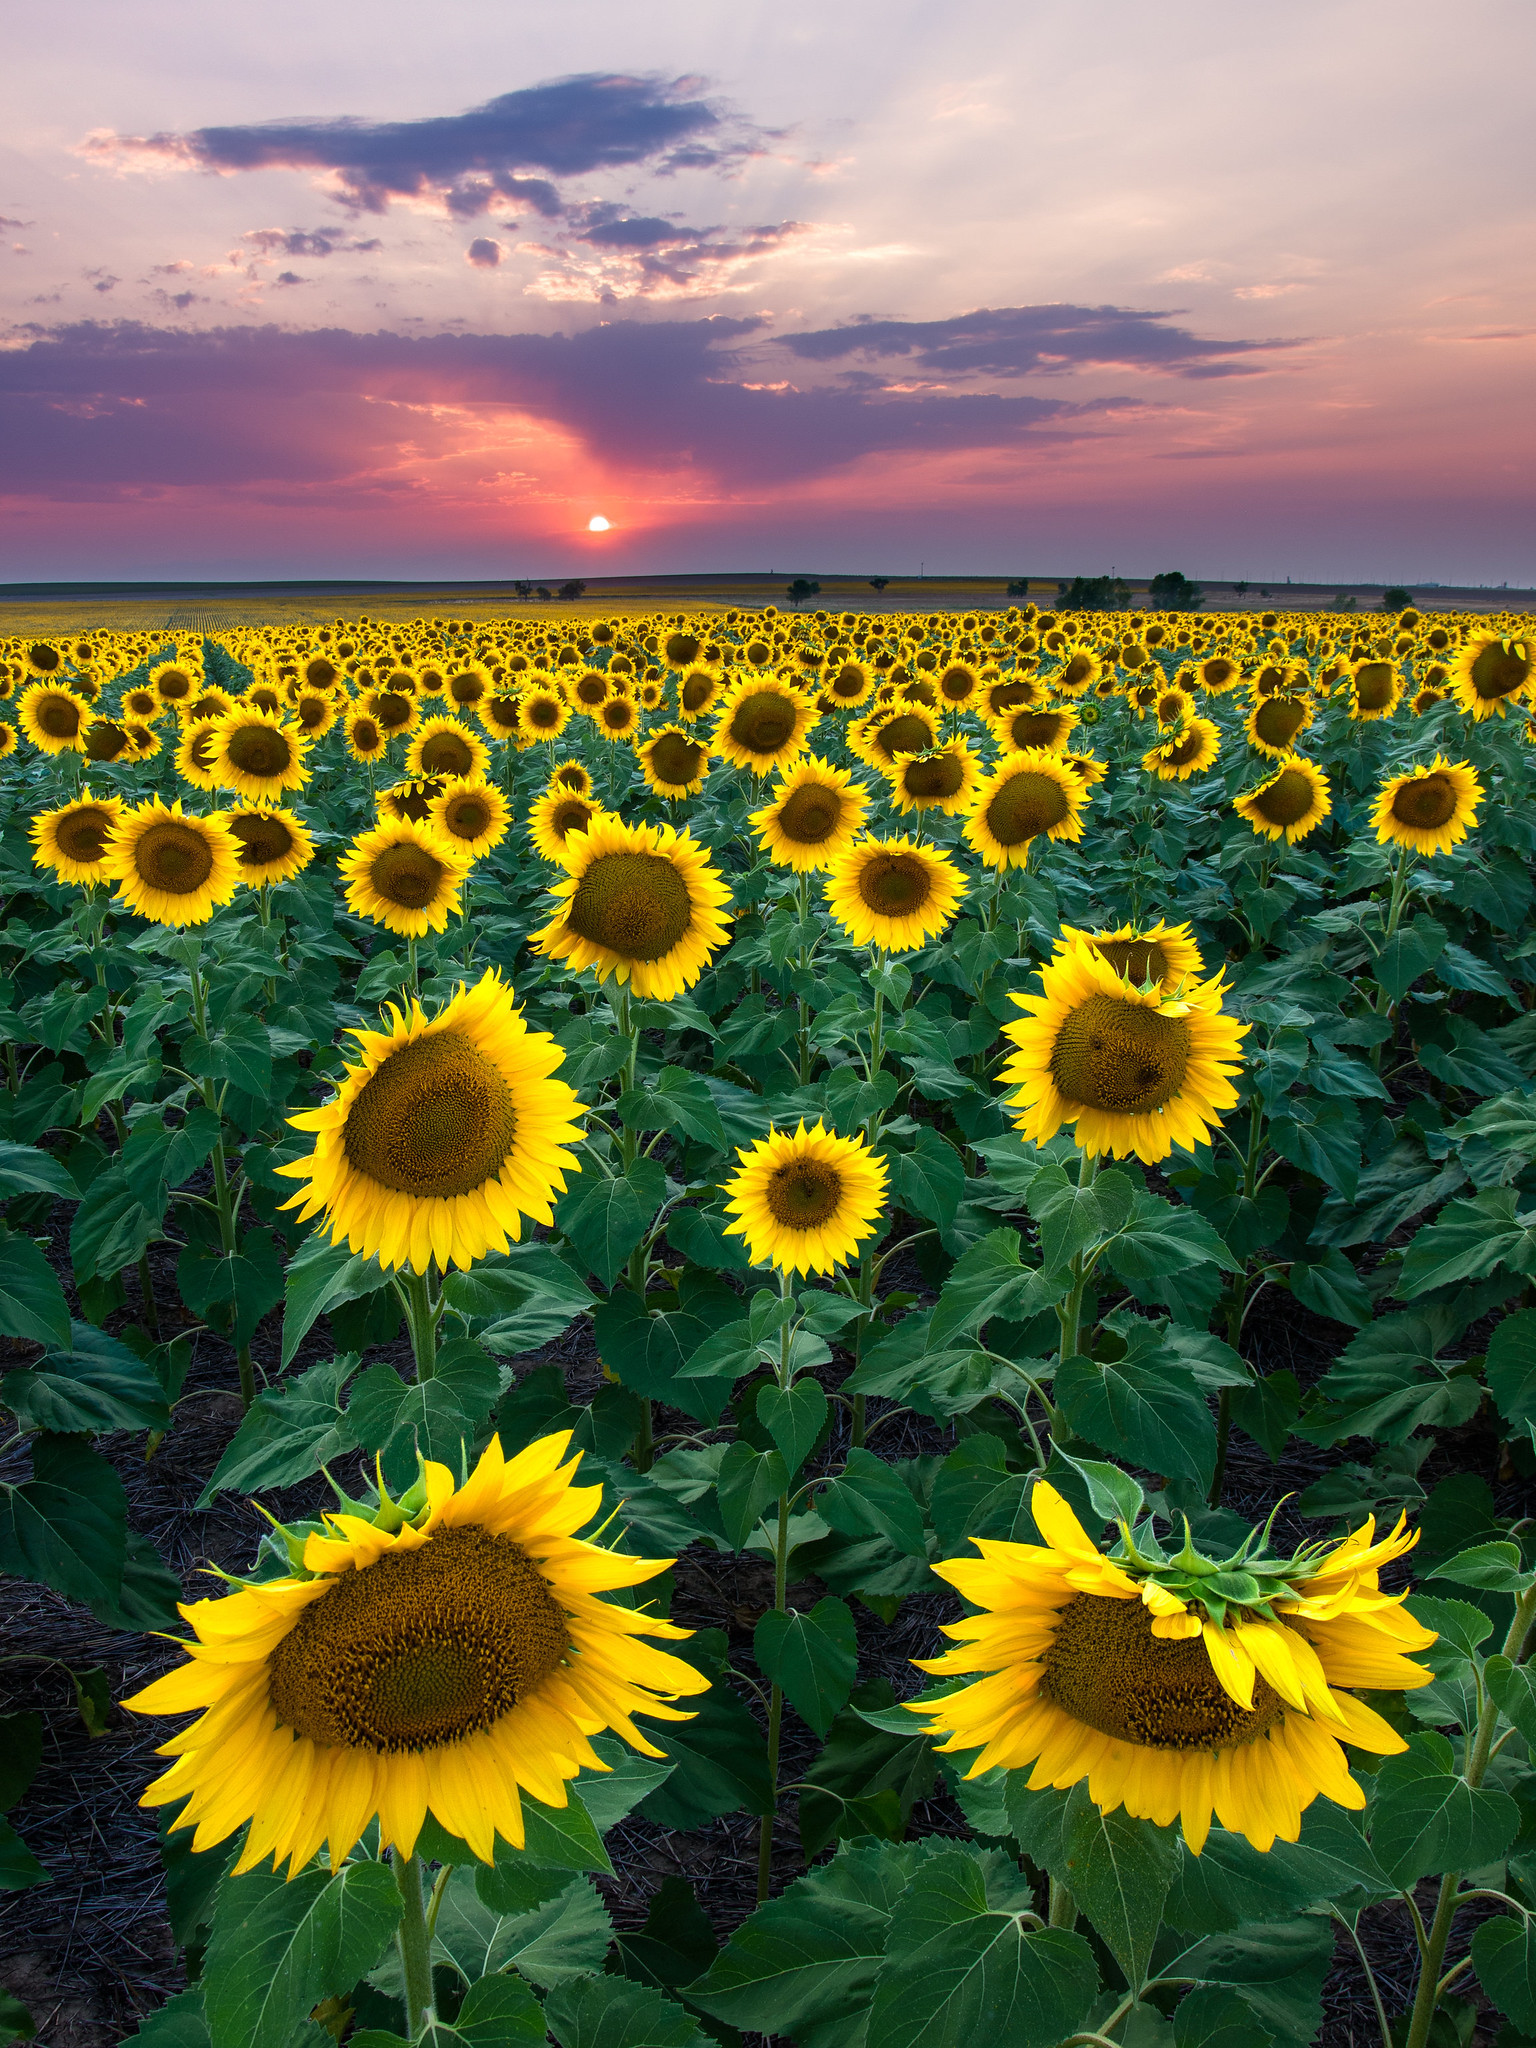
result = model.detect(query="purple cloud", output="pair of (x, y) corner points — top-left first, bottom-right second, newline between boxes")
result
(466, 237), (503, 268)
(242, 227), (384, 258)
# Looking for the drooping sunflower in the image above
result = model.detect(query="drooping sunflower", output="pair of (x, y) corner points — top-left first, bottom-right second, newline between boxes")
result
(1143, 717), (1220, 781)
(101, 798), (244, 927)
(722, 1121), (888, 1277)
(824, 833), (965, 953)
(752, 756), (869, 873)
(30, 791), (126, 885)
(479, 693), (526, 745)
(429, 777), (512, 860)
(211, 707), (312, 802)
(638, 725), (713, 798)
(983, 673), (1040, 719)
(279, 970), (584, 1272)
(126, 721), (163, 763)
(964, 749), (1089, 869)
(550, 759), (593, 797)
(378, 777), (446, 825)
(340, 817), (471, 937)
(1233, 756), (1333, 846)
(407, 715), (492, 784)
(23, 640), (66, 677)
(712, 675), (817, 774)
(906, 1482), (1433, 1855)
(226, 805), (315, 886)
(1245, 693), (1314, 758)
(988, 703), (1076, 754)
(149, 659), (199, 710)
(1347, 659), (1403, 722)
(533, 816), (732, 999)
(1051, 647), (1101, 698)
(18, 683), (91, 755)
(529, 788), (604, 865)
(1370, 754), (1483, 856)
(345, 710), (389, 763)
(849, 704), (940, 771)
(515, 687), (571, 747)
(125, 1432), (706, 1875)
(1450, 632), (1534, 720)
(883, 738), (984, 816)
(999, 941), (1247, 1162)
(1054, 919), (1205, 996)
(365, 686), (420, 739)
(82, 718), (138, 765)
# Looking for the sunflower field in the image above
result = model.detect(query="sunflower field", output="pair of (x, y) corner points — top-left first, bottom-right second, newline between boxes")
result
(1, 600), (1535, 2048)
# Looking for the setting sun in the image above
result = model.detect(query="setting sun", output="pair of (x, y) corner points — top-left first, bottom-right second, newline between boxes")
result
(587, 515), (611, 532)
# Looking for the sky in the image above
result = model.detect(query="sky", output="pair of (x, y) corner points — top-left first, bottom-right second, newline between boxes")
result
(3, 0), (1533, 585)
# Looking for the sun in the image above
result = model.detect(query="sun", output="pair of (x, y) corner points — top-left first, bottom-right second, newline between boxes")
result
(587, 515), (611, 532)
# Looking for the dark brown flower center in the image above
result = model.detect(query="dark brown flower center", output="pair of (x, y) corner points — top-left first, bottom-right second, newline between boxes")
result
(37, 694), (83, 739)
(665, 632), (701, 668)
(857, 850), (932, 917)
(985, 769), (1069, 845)
(1006, 710), (1069, 750)
(1252, 768), (1318, 827)
(136, 820), (215, 895)
(1092, 938), (1169, 984)
(550, 798), (594, 839)
(227, 723), (295, 778)
(230, 813), (297, 867)
(1391, 770), (1458, 829)
(343, 1028), (517, 1195)
(1469, 640), (1531, 700)
(84, 721), (132, 761)
(567, 852), (692, 960)
(869, 713), (932, 762)
(650, 732), (706, 785)
(728, 689), (799, 755)
(765, 1156), (843, 1228)
(1050, 993), (1190, 1114)
(1253, 697), (1308, 747)
(419, 728), (476, 777)
(443, 793), (494, 840)
(369, 840), (447, 908)
(1041, 1594), (1283, 1750)
(1353, 662), (1396, 710)
(902, 752), (966, 800)
(56, 806), (115, 864)
(375, 692), (415, 732)
(777, 783), (844, 843)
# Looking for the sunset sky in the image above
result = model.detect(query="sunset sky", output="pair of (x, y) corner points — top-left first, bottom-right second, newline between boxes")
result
(3, 0), (1533, 584)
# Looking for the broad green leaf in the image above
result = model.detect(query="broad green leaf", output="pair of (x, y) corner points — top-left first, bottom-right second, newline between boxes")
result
(716, 1441), (788, 1549)
(556, 1157), (666, 1290)
(433, 1866), (612, 1989)
(640, 1632), (774, 1828)
(544, 1976), (703, 2048)
(1429, 1541), (1534, 1593)
(1474, 1914), (1536, 2031)
(1051, 1452), (1145, 1529)
(757, 1377), (828, 1475)
(0, 1434), (126, 1609)
(69, 1169), (165, 1284)
(1102, 1193), (1239, 1283)
(1058, 1782), (1178, 1990)
(890, 1127), (967, 1227)
(3, 1321), (169, 1434)
(0, 1141), (77, 1201)
(1486, 1656), (1536, 1745)
(613, 1875), (717, 1992)
(122, 1988), (209, 2047)
(755, 1598), (858, 1737)
(280, 1231), (390, 1369)
(1375, 914), (1446, 1001)
(593, 1270), (739, 1420)
(929, 1229), (1065, 1348)
(1370, 1749), (1518, 1885)
(202, 1861), (401, 2048)
(1163, 1808), (1392, 1933)
(1227, 1372), (1301, 1462)
(802, 1682), (938, 1856)
(1287, 1249), (1373, 1328)
(443, 1243), (595, 1344)
(1174, 1985), (1274, 2048)
(1055, 1344), (1215, 1488)
(1268, 1096), (1362, 1202)
(1299, 1310), (1479, 1447)
(198, 1354), (362, 1503)
(572, 1734), (676, 1834)
(816, 1446), (928, 1558)
(0, 1228), (72, 1348)
(0, 1813), (46, 1892)
(1398, 1188), (1536, 1298)
(1161, 1916), (1334, 2048)
(1486, 1307), (1536, 1432)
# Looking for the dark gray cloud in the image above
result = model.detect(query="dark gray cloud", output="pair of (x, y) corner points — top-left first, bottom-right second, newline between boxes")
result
(558, 204), (810, 291)
(779, 303), (1300, 380)
(241, 227), (384, 258)
(465, 238), (503, 268)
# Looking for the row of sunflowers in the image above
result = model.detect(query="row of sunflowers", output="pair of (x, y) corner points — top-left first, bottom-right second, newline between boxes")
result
(0, 598), (1534, 2048)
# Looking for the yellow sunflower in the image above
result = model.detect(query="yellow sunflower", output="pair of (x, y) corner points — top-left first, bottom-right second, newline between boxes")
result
(1347, 659), (1403, 722)
(529, 788), (605, 866)
(186, 688), (237, 726)
(18, 682), (91, 755)
(0, 722), (15, 760)
(81, 718), (138, 765)
(824, 657), (876, 710)
(983, 673), (1041, 719)
(712, 675), (818, 774)
(1450, 632), (1534, 720)
(1370, 754), (1483, 856)
(226, 805), (316, 886)
(430, 777), (511, 859)
(1144, 717), (1220, 781)
(479, 693), (526, 744)
(406, 716), (492, 784)
(444, 662), (493, 713)
(722, 1121), (888, 1276)
(149, 659), (199, 710)
(23, 640), (66, 678)
(340, 817), (471, 937)
(279, 969), (584, 1272)
(125, 1432), (705, 1875)
(825, 833), (965, 953)
(211, 708), (312, 802)
(1196, 653), (1241, 695)
(515, 688), (572, 747)
(594, 694), (641, 744)
(1050, 647), (1102, 697)
(1233, 757), (1333, 846)
(850, 704), (940, 771)
(675, 665), (723, 722)
(1060, 749), (1107, 788)
(550, 759), (593, 797)
(752, 756), (869, 873)
(1055, 919), (1205, 995)
(638, 725), (713, 798)
(101, 798), (244, 927)
(1245, 694), (1314, 758)
(964, 749), (1089, 869)
(121, 686), (161, 723)
(570, 669), (612, 716)
(378, 777), (446, 825)
(29, 791), (126, 885)
(883, 738), (984, 816)
(533, 815), (733, 999)
(907, 1483), (1432, 1855)
(365, 686), (421, 739)
(345, 710), (389, 763)
(935, 659), (981, 709)
(988, 704), (1076, 754)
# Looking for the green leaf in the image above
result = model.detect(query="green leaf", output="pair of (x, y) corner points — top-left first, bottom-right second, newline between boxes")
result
(665, 1202), (751, 1272)
(443, 1244), (595, 1353)
(1299, 1310), (1478, 1447)
(1050, 1452), (1144, 1530)
(0, 1814), (47, 1892)
(348, 1343), (500, 1482)
(929, 1230), (1064, 1348)
(573, 1734), (676, 1834)
(1162, 1917), (1334, 2048)
(122, 1988), (208, 2047)
(1227, 1372), (1301, 1462)
(190, 1017), (271, 1100)
(0, 1142), (77, 1202)
(651, 1067), (730, 1152)
(1474, 1914), (1536, 2032)
(1376, 914), (1447, 1001)
(433, 1867), (611, 1990)
(1268, 1096), (1362, 1202)
(0, 1228), (71, 1348)
(1057, 1782), (1178, 1990)
(198, 1354), (362, 1503)
(755, 1598), (858, 1738)
(556, 1157), (666, 1290)
(1287, 1249), (1374, 1328)
(178, 1227), (285, 1349)
(716, 1441), (788, 1549)
(1398, 1188), (1536, 1298)
(891, 1127), (967, 1227)
(1370, 1747), (1519, 1885)
(1163, 1808), (1392, 1933)
(0, 1434), (126, 1609)
(757, 1377), (828, 1476)
(1055, 1340), (1216, 1488)
(1027, 1162), (1135, 1274)
(202, 1861), (402, 2048)
(1104, 1193), (1239, 1284)
(614, 1876), (717, 1992)
(544, 1977), (703, 2048)
(593, 1271), (739, 1419)
(1174, 1985), (1275, 2048)
(1430, 1542), (1534, 1593)
(1486, 1307), (1536, 1432)
(69, 1169), (164, 1284)
(280, 1232), (390, 1370)
(1486, 1657), (1536, 1745)
(639, 1632), (774, 1828)
(3, 1321), (170, 1434)
(817, 1446), (929, 1558)
(801, 1683), (938, 1856)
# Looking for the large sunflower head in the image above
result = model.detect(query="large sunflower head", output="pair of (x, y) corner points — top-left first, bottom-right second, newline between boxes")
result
(345, 710), (389, 763)
(339, 816), (471, 936)
(964, 749), (1089, 869)
(594, 692), (640, 743)
(908, 1478), (1432, 1854)
(1050, 646), (1102, 697)
(186, 687), (237, 726)
(479, 692), (526, 742)
(1143, 716), (1220, 781)
(211, 707), (312, 801)
(1450, 632), (1534, 720)
(18, 682), (91, 755)
(751, 754), (869, 872)
(227, 804), (315, 886)
(429, 776), (511, 859)
(571, 669), (612, 713)
(515, 688), (571, 746)
(1245, 693), (1314, 758)
(1233, 756), (1333, 845)
(81, 717), (138, 765)
(533, 814), (733, 999)
(824, 833), (966, 953)
(722, 1120), (888, 1276)
(1197, 653), (1241, 695)
(983, 673), (1041, 719)
(676, 664), (723, 722)
(445, 663), (492, 711)
(1055, 919), (1206, 996)
(883, 738), (984, 816)
(1000, 940), (1248, 1162)
(1347, 659), (1403, 722)
(712, 674), (818, 773)
(149, 659), (198, 708)
(849, 704), (939, 770)
(989, 703), (1076, 753)
(1370, 753), (1483, 856)
(366, 687), (420, 738)
(280, 969), (584, 1271)
(407, 715), (491, 784)
(101, 797), (244, 927)
(638, 723), (713, 797)
(121, 685), (161, 722)
(24, 640), (66, 677)
(125, 1431), (705, 1875)
(30, 790), (126, 885)
(825, 657), (875, 709)
(935, 659), (981, 707)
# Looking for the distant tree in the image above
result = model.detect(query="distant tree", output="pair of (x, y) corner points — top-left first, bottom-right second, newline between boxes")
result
(1234, 580), (1250, 597)
(1148, 570), (1203, 612)
(1333, 593), (1359, 612)
(1006, 578), (1030, 596)
(1057, 575), (1131, 612)
(868, 577), (889, 591)
(559, 580), (587, 601)
(787, 578), (821, 607)
(512, 580), (534, 599)
(1380, 586), (1414, 612)
(536, 585), (553, 600)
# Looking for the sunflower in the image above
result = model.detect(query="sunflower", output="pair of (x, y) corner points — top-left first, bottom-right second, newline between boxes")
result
(570, 669), (612, 715)
(1196, 653), (1241, 695)
(1450, 632), (1534, 720)
(430, 777), (512, 859)
(340, 817), (471, 937)
(983, 674), (1040, 719)
(244, 681), (288, 719)
(125, 1432), (705, 1875)
(1245, 694), (1313, 758)
(712, 675), (817, 774)
(1055, 919), (1205, 995)
(1060, 749), (1108, 788)
(227, 805), (315, 886)
(186, 688), (237, 725)
(1233, 757), (1333, 846)
(748, 756), (867, 873)
(594, 694), (640, 743)
(479, 693), (526, 744)
(999, 941), (1246, 1163)
(279, 970), (584, 1272)
(989, 704), (1076, 754)
(379, 777), (446, 825)
(849, 704), (940, 771)
(101, 798), (244, 927)
(533, 816), (732, 999)
(121, 686), (160, 722)
(676, 665), (723, 722)
(82, 718), (138, 765)
(883, 738), (984, 816)
(638, 725), (713, 798)
(515, 688), (571, 746)
(964, 749), (1089, 869)
(23, 640), (65, 677)
(1347, 659), (1403, 722)
(529, 788), (605, 865)
(298, 651), (342, 694)
(366, 687), (420, 739)
(1153, 686), (1197, 729)
(824, 657), (876, 710)
(1051, 647), (1101, 697)
(0, 722), (15, 760)
(825, 833), (965, 953)
(345, 710), (389, 763)
(906, 1482), (1432, 1855)
(211, 708), (312, 802)
(407, 716), (492, 784)
(1370, 754), (1483, 856)
(1144, 717), (1220, 781)
(935, 659), (981, 709)
(444, 663), (493, 713)
(291, 690), (338, 739)
(722, 1121), (888, 1277)
(149, 659), (198, 709)
(126, 722), (163, 763)
(550, 759), (593, 797)
(30, 791), (126, 885)
(19, 682), (91, 754)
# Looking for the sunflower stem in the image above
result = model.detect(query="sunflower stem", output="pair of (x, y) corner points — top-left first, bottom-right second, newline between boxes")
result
(393, 1848), (435, 2036)
(404, 1268), (439, 1380)
(1048, 1877), (1077, 1929)
(1055, 1150), (1099, 1367)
